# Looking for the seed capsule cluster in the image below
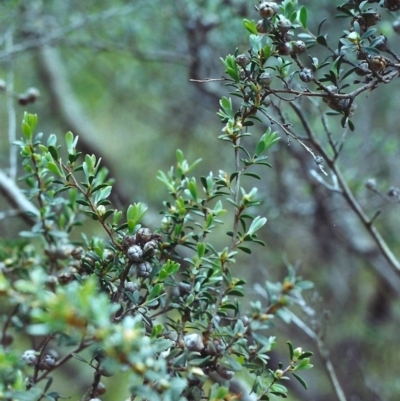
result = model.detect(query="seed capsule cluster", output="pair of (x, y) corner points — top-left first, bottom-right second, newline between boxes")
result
(122, 228), (161, 278)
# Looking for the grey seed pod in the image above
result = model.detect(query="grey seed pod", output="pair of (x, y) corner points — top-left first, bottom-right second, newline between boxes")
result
(0, 79), (6, 90)
(178, 282), (192, 296)
(259, 72), (272, 87)
(277, 17), (291, 33)
(256, 19), (269, 34)
(241, 315), (250, 327)
(164, 330), (178, 342)
(125, 281), (139, 293)
(1, 332), (14, 346)
(278, 42), (291, 56)
(127, 245), (143, 262)
(58, 269), (75, 284)
(96, 382), (107, 395)
(235, 54), (250, 67)
(18, 94), (30, 106)
(315, 156), (324, 165)
(136, 227), (152, 244)
(374, 35), (388, 51)
(26, 87), (40, 102)
(98, 364), (115, 377)
(258, 2), (276, 18)
(326, 85), (338, 94)
(292, 40), (306, 54)
(22, 350), (38, 366)
(299, 68), (314, 82)
(71, 246), (84, 260)
(284, 30), (295, 41)
(262, 95), (271, 108)
(136, 261), (152, 278)
(215, 363), (235, 380)
(365, 178), (377, 191)
(355, 62), (371, 76)
(122, 234), (137, 250)
(184, 333), (204, 351)
(387, 186), (400, 199)
(393, 19), (400, 33)
(41, 354), (56, 369)
(143, 240), (159, 256)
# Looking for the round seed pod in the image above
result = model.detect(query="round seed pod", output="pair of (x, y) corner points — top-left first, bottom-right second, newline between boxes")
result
(178, 282), (192, 295)
(278, 42), (291, 56)
(299, 68), (314, 82)
(277, 17), (291, 33)
(96, 382), (107, 396)
(284, 30), (295, 41)
(71, 246), (84, 260)
(143, 240), (158, 256)
(1, 332), (14, 346)
(215, 364), (235, 380)
(26, 87), (40, 103)
(365, 178), (377, 191)
(235, 54), (250, 67)
(22, 350), (38, 366)
(127, 245), (143, 262)
(18, 94), (30, 106)
(258, 2), (276, 18)
(125, 281), (138, 293)
(136, 261), (152, 278)
(122, 234), (136, 250)
(262, 96), (271, 107)
(136, 227), (152, 244)
(362, 12), (380, 27)
(393, 20), (400, 33)
(368, 55), (386, 71)
(355, 61), (371, 76)
(259, 71), (272, 87)
(184, 333), (204, 352)
(41, 354), (56, 370)
(384, 0), (400, 11)
(292, 40), (306, 54)
(0, 80), (6, 90)
(256, 19), (269, 34)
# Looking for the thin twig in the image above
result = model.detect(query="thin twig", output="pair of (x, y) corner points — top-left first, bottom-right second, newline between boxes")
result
(290, 102), (400, 274)
(289, 312), (348, 401)
(0, 4), (144, 61)
(6, 27), (17, 180)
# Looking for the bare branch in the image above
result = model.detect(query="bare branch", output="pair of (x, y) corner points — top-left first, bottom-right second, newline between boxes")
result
(5, 27), (17, 180)
(0, 5), (144, 61)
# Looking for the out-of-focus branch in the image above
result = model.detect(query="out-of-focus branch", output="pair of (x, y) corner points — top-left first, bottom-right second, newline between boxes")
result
(289, 102), (400, 275)
(0, 4), (143, 62)
(289, 312), (348, 401)
(6, 27), (17, 180)
(0, 170), (38, 226)
(36, 45), (130, 209)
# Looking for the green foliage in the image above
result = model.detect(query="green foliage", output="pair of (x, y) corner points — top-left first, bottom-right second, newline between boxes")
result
(2, 0), (400, 400)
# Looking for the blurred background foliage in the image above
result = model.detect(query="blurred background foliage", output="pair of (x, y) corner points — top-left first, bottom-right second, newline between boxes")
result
(1, 0), (400, 400)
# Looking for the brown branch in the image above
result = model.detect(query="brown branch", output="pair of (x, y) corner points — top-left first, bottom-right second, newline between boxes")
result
(290, 102), (400, 275)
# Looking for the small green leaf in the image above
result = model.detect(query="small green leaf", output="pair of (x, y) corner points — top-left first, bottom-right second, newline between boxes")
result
(298, 6), (307, 29)
(298, 351), (313, 360)
(287, 341), (294, 360)
(292, 373), (308, 389)
(316, 35), (328, 47)
(47, 161), (63, 177)
(22, 122), (32, 140)
(243, 19), (258, 34)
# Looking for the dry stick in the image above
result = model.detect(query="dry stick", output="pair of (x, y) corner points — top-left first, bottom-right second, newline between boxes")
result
(6, 27), (17, 181)
(290, 102), (400, 275)
(289, 313), (347, 401)
(0, 4), (144, 61)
